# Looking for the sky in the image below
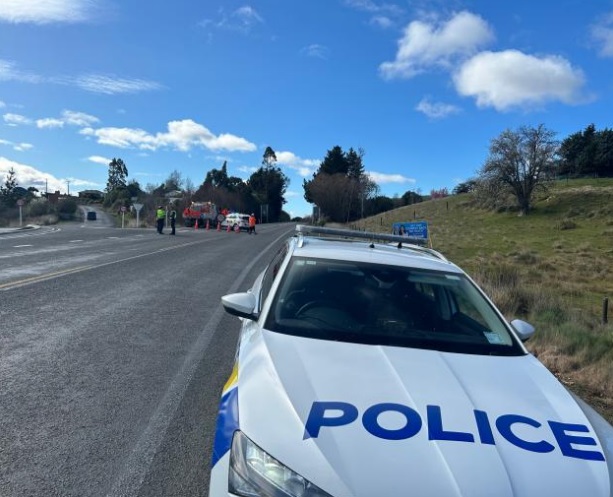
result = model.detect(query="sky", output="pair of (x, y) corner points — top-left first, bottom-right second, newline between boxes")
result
(1, 0), (612, 217)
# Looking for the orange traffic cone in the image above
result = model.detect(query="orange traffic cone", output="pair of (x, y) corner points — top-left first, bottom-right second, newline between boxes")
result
(217, 221), (221, 231)
(235, 224), (240, 234)
(206, 219), (210, 230)
(194, 219), (198, 229)
(226, 223), (231, 233)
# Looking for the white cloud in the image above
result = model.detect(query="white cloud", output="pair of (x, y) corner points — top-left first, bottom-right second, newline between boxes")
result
(202, 6), (264, 34)
(0, 100), (5, 108)
(0, 0), (97, 24)
(275, 151), (319, 177)
(344, 0), (402, 28)
(0, 59), (42, 83)
(61, 110), (99, 126)
(3, 113), (32, 126)
(70, 74), (163, 95)
(1, 59), (158, 96)
(415, 97), (461, 119)
(14, 143), (33, 152)
(237, 165), (259, 175)
(16, 109), (99, 129)
(379, 11), (494, 79)
(87, 155), (111, 165)
(453, 50), (586, 110)
(37, 118), (65, 129)
(0, 138), (32, 151)
(370, 16), (393, 29)
(343, 0), (402, 16)
(367, 171), (415, 184)
(80, 119), (257, 153)
(301, 44), (330, 59)
(233, 6), (263, 26)
(0, 156), (97, 193)
(592, 12), (613, 57)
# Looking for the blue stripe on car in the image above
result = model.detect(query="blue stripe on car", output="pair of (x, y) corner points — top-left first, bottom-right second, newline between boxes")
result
(211, 386), (239, 466)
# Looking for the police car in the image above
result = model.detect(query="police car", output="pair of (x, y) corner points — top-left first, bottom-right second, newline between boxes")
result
(209, 225), (613, 496)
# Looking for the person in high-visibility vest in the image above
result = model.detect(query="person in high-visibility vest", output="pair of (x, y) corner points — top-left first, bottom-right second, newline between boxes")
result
(156, 206), (165, 234)
(248, 213), (257, 235)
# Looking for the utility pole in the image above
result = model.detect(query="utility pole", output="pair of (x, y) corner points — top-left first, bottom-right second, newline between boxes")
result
(66, 180), (71, 196)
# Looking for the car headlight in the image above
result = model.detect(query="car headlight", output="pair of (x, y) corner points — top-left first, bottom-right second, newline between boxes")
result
(229, 430), (333, 497)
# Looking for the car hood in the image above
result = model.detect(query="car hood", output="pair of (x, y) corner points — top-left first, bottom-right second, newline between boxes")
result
(237, 330), (611, 497)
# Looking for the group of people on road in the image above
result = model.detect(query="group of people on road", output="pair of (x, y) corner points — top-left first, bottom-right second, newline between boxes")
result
(156, 206), (176, 235)
(156, 207), (256, 236)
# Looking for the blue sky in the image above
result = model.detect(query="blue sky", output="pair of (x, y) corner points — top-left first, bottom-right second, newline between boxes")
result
(1, 0), (612, 217)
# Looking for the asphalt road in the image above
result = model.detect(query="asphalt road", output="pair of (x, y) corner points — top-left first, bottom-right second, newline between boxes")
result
(0, 220), (295, 497)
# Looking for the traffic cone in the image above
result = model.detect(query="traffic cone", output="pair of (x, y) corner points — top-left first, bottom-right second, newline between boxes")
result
(206, 219), (210, 230)
(217, 221), (221, 231)
(227, 223), (231, 233)
(235, 224), (240, 234)
(195, 219), (198, 229)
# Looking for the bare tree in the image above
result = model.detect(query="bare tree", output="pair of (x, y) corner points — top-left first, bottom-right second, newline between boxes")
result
(479, 124), (558, 215)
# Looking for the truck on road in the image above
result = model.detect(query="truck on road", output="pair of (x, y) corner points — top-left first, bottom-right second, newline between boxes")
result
(182, 201), (223, 228)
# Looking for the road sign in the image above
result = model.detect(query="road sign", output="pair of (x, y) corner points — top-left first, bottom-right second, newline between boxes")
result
(16, 199), (25, 206)
(133, 203), (143, 212)
(121, 206), (127, 212)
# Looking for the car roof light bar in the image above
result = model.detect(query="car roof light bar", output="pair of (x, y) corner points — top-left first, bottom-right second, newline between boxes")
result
(295, 224), (447, 261)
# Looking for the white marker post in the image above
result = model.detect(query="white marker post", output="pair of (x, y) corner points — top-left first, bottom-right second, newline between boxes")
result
(133, 203), (143, 228)
(16, 198), (24, 227)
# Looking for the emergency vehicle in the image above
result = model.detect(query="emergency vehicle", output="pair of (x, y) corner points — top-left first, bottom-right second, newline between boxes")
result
(209, 225), (613, 497)
(182, 201), (222, 228)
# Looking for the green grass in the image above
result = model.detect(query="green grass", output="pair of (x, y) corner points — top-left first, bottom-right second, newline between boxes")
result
(357, 178), (613, 421)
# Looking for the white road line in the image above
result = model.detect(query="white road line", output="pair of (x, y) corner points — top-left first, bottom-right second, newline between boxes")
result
(13, 244), (33, 248)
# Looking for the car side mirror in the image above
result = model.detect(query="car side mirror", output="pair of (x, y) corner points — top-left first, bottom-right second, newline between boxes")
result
(222, 292), (258, 321)
(510, 319), (535, 342)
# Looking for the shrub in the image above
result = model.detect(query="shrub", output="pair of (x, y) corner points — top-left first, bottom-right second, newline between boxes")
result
(555, 218), (577, 230)
(57, 198), (78, 220)
(27, 199), (54, 217)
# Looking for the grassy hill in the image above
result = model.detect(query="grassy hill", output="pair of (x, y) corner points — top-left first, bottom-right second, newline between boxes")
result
(357, 178), (613, 421)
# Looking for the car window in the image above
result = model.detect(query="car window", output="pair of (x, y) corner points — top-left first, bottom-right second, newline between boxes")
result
(264, 256), (524, 356)
(259, 243), (289, 312)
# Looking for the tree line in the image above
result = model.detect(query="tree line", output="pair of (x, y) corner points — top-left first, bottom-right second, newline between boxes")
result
(2, 122), (611, 226)
(103, 147), (290, 223)
(453, 123), (613, 216)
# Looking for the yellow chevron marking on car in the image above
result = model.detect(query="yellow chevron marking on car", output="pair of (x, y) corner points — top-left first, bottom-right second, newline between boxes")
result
(222, 362), (238, 394)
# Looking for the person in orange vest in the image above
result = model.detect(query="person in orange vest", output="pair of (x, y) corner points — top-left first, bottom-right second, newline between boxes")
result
(248, 213), (257, 235)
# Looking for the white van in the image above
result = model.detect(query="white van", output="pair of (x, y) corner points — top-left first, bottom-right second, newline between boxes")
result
(221, 213), (250, 232)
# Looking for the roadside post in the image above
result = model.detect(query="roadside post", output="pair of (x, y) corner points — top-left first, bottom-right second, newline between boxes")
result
(133, 203), (143, 228)
(16, 198), (24, 227)
(120, 206), (127, 228)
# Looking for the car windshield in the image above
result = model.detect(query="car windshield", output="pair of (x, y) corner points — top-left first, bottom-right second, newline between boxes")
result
(264, 256), (525, 356)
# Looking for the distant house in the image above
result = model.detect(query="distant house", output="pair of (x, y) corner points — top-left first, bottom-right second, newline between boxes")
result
(47, 191), (61, 204)
(78, 190), (104, 201)
(46, 191), (74, 204)
(165, 190), (183, 200)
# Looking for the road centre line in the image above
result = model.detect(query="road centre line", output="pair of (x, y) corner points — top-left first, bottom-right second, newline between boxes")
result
(13, 244), (33, 248)
(0, 238), (218, 291)
(0, 265), (94, 290)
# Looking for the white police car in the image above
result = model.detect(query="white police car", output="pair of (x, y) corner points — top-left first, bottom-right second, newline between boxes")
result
(209, 225), (613, 496)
